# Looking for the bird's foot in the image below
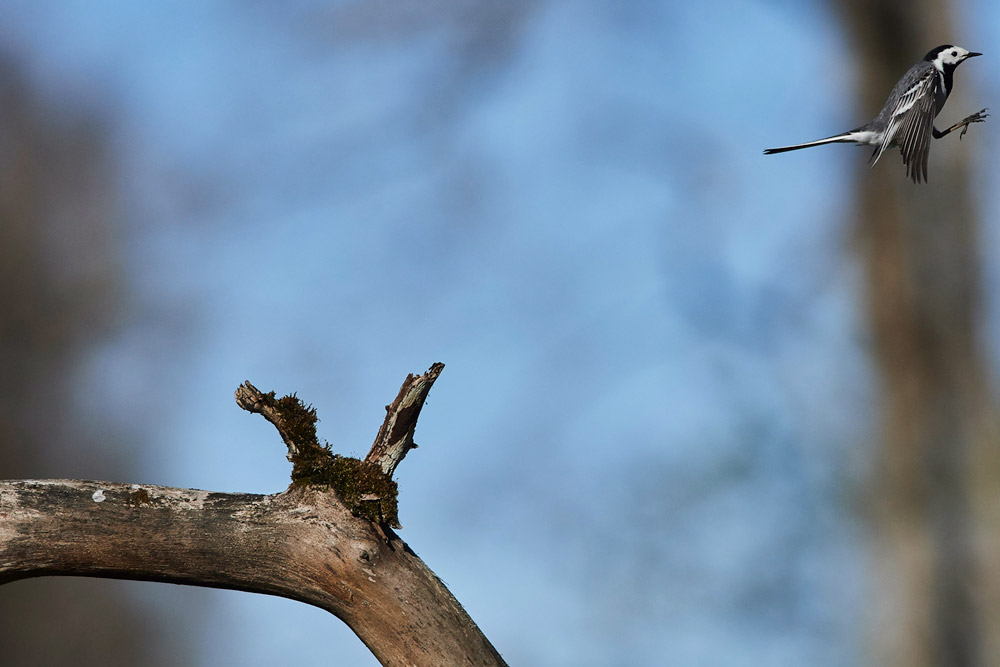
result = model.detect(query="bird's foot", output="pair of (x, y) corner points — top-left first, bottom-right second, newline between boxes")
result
(958, 108), (989, 140)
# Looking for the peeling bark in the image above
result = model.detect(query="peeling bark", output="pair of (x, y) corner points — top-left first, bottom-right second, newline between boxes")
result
(367, 362), (445, 477)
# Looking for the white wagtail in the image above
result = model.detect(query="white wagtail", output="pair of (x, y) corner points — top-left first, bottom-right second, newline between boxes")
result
(764, 45), (988, 183)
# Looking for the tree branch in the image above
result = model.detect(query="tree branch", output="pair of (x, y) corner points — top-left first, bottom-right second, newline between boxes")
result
(235, 381), (317, 462)
(0, 364), (506, 667)
(366, 361), (444, 476)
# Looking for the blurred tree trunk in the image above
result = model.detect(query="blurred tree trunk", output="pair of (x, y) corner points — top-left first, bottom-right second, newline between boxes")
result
(0, 56), (192, 666)
(834, 2), (1000, 666)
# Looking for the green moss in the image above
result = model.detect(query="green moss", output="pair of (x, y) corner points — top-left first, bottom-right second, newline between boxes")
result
(257, 390), (332, 478)
(267, 391), (400, 528)
(295, 455), (400, 528)
(273, 393), (319, 444)
(290, 439), (335, 480)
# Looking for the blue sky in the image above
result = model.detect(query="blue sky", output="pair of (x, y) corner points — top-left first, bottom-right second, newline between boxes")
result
(2, 1), (998, 665)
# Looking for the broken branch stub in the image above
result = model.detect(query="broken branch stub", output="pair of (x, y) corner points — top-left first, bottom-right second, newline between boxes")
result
(234, 381), (320, 462)
(366, 362), (444, 477)
(235, 363), (445, 528)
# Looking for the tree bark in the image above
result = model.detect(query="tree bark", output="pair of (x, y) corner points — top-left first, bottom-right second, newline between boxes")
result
(0, 364), (506, 667)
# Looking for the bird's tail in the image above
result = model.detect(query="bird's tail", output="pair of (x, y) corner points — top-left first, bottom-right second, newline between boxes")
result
(763, 131), (857, 155)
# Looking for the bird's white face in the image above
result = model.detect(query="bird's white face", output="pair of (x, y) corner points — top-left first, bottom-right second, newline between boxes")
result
(936, 46), (978, 67)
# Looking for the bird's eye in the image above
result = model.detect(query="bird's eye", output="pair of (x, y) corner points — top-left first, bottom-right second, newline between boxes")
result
(952, 51), (958, 57)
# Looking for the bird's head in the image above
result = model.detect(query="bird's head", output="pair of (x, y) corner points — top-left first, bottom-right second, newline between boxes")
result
(926, 45), (982, 69)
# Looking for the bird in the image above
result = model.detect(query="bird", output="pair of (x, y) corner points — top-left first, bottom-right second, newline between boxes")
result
(764, 45), (988, 183)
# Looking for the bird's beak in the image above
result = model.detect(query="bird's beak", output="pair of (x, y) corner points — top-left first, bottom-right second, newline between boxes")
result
(967, 52), (983, 58)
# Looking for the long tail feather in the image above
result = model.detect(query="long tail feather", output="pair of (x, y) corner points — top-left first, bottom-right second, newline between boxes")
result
(763, 132), (856, 155)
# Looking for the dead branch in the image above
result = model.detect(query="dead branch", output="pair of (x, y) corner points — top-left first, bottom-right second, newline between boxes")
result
(0, 363), (506, 667)
(367, 361), (445, 476)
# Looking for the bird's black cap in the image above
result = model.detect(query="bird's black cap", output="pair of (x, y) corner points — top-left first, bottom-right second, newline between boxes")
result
(923, 44), (982, 60)
(925, 44), (955, 60)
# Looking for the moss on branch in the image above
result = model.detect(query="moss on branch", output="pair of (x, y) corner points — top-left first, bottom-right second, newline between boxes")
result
(252, 389), (400, 528)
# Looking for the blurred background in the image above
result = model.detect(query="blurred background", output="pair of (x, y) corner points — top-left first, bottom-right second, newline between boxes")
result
(0, 1), (998, 665)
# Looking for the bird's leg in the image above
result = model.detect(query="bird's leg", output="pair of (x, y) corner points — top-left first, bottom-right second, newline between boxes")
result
(933, 108), (989, 140)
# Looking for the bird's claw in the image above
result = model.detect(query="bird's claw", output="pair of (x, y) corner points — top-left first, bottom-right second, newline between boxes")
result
(959, 108), (989, 140)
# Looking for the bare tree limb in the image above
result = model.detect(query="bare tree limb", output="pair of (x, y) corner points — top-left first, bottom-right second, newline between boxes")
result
(235, 381), (318, 462)
(367, 362), (445, 476)
(0, 364), (506, 667)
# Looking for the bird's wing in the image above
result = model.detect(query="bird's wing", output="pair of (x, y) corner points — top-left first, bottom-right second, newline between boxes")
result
(870, 69), (938, 182)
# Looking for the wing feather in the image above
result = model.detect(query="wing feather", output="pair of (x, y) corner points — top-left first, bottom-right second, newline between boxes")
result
(870, 70), (938, 182)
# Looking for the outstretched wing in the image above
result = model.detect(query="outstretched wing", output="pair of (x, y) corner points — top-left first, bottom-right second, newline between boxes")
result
(870, 69), (939, 183)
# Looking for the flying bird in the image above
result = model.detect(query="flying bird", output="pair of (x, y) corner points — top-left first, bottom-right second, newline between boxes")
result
(764, 45), (988, 183)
